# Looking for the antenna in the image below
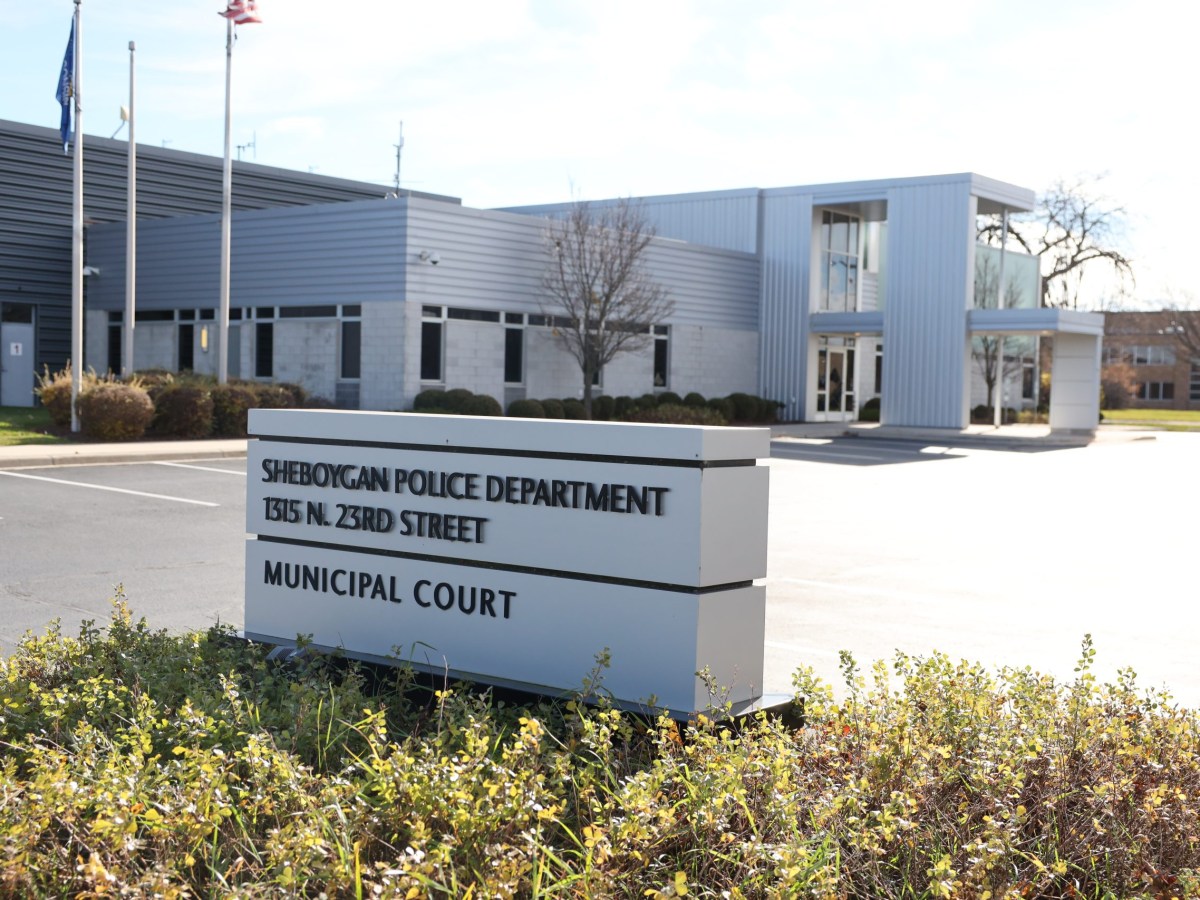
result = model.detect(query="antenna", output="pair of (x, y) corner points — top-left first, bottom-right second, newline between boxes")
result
(237, 130), (257, 161)
(394, 121), (404, 193)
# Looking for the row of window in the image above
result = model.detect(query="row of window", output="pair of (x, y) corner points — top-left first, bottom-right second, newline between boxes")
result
(419, 305), (670, 388)
(1106, 344), (1178, 366)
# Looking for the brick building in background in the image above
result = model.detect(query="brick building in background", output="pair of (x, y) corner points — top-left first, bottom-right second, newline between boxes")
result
(1103, 310), (1200, 410)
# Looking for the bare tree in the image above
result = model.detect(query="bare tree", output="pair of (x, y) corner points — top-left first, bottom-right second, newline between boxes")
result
(979, 176), (1135, 309)
(541, 199), (674, 416)
(1161, 293), (1200, 362)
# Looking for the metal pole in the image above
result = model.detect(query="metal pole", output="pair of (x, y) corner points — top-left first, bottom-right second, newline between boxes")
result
(993, 210), (1009, 428)
(70, 0), (83, 432)
(217, 17), (233, 384)
(123, 40), (136, 378)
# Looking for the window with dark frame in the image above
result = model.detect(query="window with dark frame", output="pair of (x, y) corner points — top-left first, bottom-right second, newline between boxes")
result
(255, 322), (274, 378)
(653, 325), (669, 388)
(178, 323), (194, 371)
(420, 321), (443, 381)
(341, 320), (361, 380)
(504, 327), (523, 384)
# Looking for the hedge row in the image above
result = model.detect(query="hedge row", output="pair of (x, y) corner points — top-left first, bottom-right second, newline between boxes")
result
(414, 388), (782, 424)
(36, 367), (315, 441)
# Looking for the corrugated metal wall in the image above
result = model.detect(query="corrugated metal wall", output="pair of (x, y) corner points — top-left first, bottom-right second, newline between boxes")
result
(88, 199), (408, 311)
(0, 119), (394, 376)
(758, 192), (813, 419)
(89, 196), (759, 331)
(881, 181), (976, 428)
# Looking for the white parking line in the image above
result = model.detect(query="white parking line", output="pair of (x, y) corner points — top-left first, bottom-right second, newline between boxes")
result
(0, 470), (220, 507)
(154, 461), (246, 476)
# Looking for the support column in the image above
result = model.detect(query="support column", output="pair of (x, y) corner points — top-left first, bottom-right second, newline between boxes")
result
(1049, 332), (1101, 432)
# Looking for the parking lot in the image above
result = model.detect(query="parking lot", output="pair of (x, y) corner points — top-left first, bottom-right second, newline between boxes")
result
(2, 432), (1196, 704)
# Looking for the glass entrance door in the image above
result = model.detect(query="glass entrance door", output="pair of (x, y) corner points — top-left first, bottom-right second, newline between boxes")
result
(815, 339), (855, 420)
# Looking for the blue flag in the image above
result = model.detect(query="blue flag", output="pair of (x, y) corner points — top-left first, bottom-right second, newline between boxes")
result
(56, 19), (75, 153)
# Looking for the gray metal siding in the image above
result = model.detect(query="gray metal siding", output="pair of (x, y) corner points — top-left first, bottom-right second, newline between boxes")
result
(88, 200), (407, 311)
(758, 193), (813, 418)
(881, 182), (975, 428)
(502, 189), (761, 253)
(0, 119), (393, 375)
(406, 200), (759, 330)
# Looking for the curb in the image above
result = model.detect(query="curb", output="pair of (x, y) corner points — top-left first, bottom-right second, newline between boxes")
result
(0, 440), (250, 470)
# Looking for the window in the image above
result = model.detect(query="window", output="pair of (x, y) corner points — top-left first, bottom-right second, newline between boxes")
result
(179, 323), (194, 371)
(420, 321), (443, 381)
(447, 308), (501, 323)
(1022, 362), (1035, 401)
(341, 321), (361, 379)
(1191, 364), (1200, 402)
(108, 318), (122, 372)
(135, 310), (174, 322)
(255, 322), (274, 378)
(1136, 381), (1175, 401)
(819, 211), (860, 312)
(653, 325), (669, 388)
(280, 304), (338, 318)
(1116, 344), (1178, 366)
(504, 327), (523, 384)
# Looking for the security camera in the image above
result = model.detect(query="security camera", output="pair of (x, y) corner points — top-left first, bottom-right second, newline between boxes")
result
(429, 253), (440, 266)
(418, 250), (441, 265)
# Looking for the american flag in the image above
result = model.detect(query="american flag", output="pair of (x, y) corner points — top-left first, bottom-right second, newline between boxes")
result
(219, 1), (263, 24)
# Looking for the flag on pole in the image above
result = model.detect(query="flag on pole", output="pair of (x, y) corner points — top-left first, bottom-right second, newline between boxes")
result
(55, 20), (75, 152)
(219, 1), (263, 24)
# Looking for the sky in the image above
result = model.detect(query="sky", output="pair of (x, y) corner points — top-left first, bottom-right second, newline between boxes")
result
(4, 0), (1197, 309)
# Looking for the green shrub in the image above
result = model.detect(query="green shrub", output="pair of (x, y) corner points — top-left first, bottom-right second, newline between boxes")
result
(413, 388), (447, 411)
(541, 398), (565, 419)
(727, 392), (758, 421)
(858, 396), (881, 422)
(656, 390), (683, 406)
(462, 393), (503, 416)
(683, 391), (707, 407)
(2, 607), (1195, 899)
(250, 382), (297, 410)
(35, 365), (112, 428)
(561, 398), (586, 419)
(591, 395), (615, 421)
(708, 396), (734, 421)
(210, 383), (257, 436)
(613, 395), (635, 417)
(277, 381), (309, 407)
(636, 392), (660, 409)
(507, 398), (546, 418)
(150, 383), (214, 438)
(621, 402), (728, 426)
(76, 382), (154, 441)
(756, 396), (781, 423)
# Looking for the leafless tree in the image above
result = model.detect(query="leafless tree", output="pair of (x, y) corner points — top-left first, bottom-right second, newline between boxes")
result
(540, 199), (674, 416)
(979, 176), (1135, 309)
(1161, 292), (1200, 362)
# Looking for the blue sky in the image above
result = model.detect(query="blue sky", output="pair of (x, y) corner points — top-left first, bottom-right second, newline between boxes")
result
(4, 0), (1196, 308)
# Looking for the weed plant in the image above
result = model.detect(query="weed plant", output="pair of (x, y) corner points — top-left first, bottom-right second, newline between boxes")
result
(1, 601), (1197, 897)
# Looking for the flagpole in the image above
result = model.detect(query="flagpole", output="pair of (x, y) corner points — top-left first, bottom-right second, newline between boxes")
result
(70, 0), (83, 432)
(218, 16), (233, 385)
(123, 40), (136, 378)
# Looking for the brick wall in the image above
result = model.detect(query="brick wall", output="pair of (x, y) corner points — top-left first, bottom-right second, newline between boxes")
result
(1104, 311), (1200, 410)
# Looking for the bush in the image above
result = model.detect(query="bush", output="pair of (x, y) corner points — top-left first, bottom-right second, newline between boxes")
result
(620, 402), (728, 426)
(591, 395), (615, 421)
(507, 398), (546, 418)
(412, 388), (448, 411)
(636, 393), (660, 409)
(76, 383), (154, 441)
(561, 398), (586, 419)
(656, 390), (683, 406)
(540, 398), (565, 419)
(707, 396), (734, 421)
(461, 393), (503, 417)
(250, 382), (299, 410)
(727, 392), (759, 421)
(858, 396), (881, 422)
(613, 395), (635, 417)
(3, 609), (1196, 899)
(683, 391), (707, 407)
(35, 365), (115, 428)
(150, 383), (214, 438)
(210, 383), (257, 437)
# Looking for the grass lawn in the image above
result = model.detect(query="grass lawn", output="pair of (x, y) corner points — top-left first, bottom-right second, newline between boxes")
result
(0, 405), (68, 446)
(1102, 407), (1200, 431)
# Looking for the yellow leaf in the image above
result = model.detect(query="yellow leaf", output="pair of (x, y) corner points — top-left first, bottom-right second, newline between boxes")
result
(674, 871), (689, 896)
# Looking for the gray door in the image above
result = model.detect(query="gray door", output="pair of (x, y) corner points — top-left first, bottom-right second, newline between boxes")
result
(0, 322), (35, 407)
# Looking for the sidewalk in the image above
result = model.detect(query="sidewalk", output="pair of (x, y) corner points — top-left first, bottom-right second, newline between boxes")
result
(770, 421), (1158, 448)
(0, 438), (249, 470)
